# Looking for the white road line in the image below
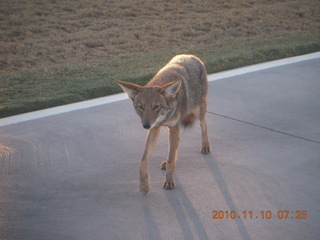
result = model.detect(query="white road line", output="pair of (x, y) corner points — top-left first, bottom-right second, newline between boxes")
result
(1, 52), (319, 127)
(207, 51), (320, 82)
(0, 93), (126, 127)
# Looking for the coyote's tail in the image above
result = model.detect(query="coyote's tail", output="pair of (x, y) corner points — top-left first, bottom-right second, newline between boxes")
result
(181, 113), (195, 129)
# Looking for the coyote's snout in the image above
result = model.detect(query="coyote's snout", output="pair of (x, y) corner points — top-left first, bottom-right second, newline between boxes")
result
(117, 54), (211, 194)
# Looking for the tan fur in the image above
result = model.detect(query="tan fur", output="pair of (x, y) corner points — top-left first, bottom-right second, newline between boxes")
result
(117, 54), (211, 194)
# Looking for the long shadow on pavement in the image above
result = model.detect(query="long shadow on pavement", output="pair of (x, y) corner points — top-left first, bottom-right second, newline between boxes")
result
(202, 153), (252, 240)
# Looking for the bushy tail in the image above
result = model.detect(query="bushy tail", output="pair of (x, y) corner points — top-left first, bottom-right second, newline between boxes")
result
(180, 113), (195, 129)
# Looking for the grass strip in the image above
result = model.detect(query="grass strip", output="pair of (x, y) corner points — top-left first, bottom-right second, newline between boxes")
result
(1, 33), (319, 118)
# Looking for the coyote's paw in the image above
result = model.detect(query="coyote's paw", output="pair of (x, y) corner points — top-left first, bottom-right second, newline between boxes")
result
(201, 144), (211, 154)
(139, 177), (150, 195)
(139, 184), (149, 195)
(159, 160), (166, 170)
(163, 180), (175, 190)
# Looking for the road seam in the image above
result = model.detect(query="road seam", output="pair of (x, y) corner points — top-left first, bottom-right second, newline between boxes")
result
(207, 111), (320, 144)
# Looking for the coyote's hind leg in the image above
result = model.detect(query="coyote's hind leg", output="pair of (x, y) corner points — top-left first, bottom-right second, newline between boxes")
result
(200, 100), (211, 154)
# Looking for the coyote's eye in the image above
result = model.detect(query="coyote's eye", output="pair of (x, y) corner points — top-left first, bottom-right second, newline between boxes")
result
(138, 105), (144, 110)
(153, 105), (160, 110)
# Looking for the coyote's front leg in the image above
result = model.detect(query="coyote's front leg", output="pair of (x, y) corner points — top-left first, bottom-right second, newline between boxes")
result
(163, 126), (180, 190)
(140, 127), (161, 194)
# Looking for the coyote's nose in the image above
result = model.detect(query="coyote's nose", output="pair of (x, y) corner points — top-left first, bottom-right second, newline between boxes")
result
(143, 123), (151, 129)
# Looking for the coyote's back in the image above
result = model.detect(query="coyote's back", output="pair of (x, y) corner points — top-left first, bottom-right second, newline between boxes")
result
(149, 54), (208, 120)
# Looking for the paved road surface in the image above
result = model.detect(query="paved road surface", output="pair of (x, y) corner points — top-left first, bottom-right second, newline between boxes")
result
(0, 54), (319, 240)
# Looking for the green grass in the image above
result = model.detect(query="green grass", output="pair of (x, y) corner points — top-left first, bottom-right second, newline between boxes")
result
(1, 33), (319, 118)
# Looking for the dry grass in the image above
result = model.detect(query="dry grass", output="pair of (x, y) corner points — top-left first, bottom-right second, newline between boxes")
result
(0, 0), (319, 117)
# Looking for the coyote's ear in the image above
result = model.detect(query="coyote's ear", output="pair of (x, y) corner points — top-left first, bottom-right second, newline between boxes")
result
(117, 80), (141, 101)
(160, 78), (182, 99)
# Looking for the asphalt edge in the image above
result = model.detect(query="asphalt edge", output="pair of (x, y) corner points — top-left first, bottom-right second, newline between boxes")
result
(1, 51), (319, 127)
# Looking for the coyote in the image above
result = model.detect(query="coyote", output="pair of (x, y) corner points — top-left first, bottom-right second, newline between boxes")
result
(117, 54), (211, 194)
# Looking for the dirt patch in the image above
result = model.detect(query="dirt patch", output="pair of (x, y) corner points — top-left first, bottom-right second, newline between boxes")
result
(1, 0), (319, 72)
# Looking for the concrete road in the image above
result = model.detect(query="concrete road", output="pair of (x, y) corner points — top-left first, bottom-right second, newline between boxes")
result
(0, 53), (319, 240)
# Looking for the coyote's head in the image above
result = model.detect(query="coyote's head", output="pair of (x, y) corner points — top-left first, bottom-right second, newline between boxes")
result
(117, 79), (182, 129)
